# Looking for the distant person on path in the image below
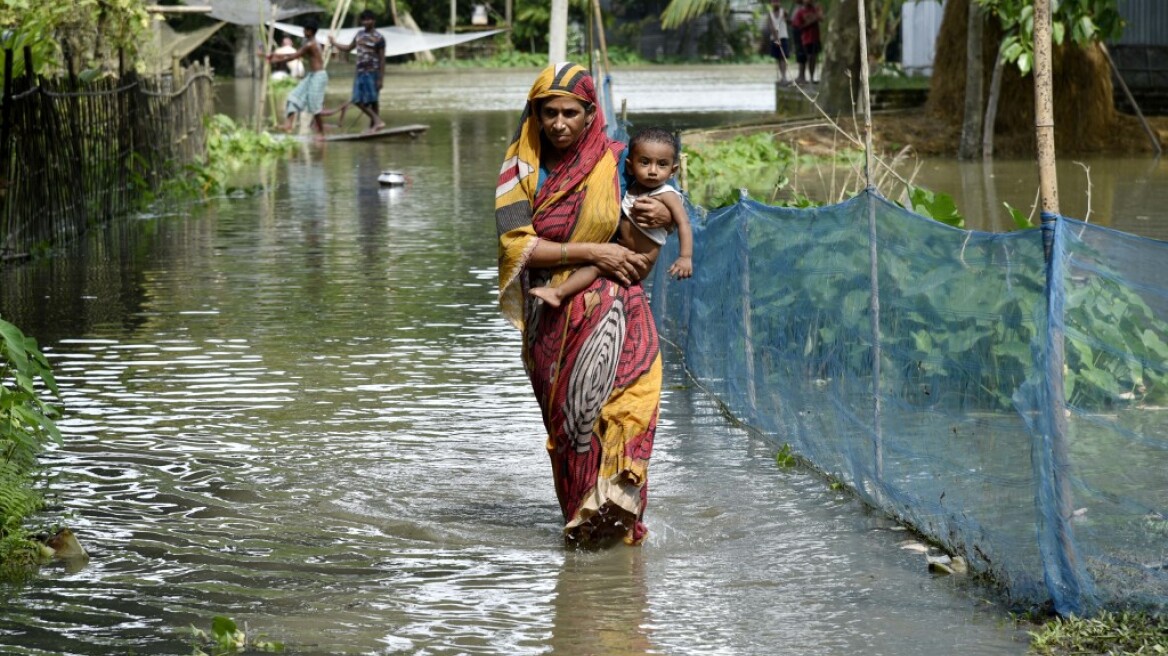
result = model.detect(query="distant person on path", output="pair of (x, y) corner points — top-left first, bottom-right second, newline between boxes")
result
(792, 0), (824, 84)
(267, 20), (328, 138)
(329, 9), (386, 133)
(529, 126), (693, 308)
(765, 0), (792, 85)
(496, 62), (674, 548)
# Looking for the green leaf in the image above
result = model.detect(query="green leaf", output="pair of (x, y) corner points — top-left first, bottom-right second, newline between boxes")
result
(1017, 52), (1033, 77)
(1004, 202), (1033, 230)
(1001, 40), (1024, 63)
(210, 615), (237, 638)
(1074, 15), (1098, 43)
(908, 186), (964, 228)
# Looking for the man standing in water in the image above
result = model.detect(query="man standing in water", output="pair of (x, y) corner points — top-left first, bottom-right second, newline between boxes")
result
(267, 19), (328, 139)
(329, 10), (387, 133)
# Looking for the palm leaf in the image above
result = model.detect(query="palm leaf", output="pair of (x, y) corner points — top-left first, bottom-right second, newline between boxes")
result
(660, 0), (728, 30)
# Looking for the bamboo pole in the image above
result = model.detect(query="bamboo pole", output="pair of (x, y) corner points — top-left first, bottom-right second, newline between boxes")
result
(1034, 0), (1059, 227)
(255, 2), (277, 131)
(1034, 0), (1088, 616)
(856, 0), (883, 482)
(856, 0), (874, 188)
(322, 0), (354, 68)
(591, 0), (611, 73)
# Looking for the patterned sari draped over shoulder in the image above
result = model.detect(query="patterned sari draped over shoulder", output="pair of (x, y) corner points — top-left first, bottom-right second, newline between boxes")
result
(495, 63), (662, 547)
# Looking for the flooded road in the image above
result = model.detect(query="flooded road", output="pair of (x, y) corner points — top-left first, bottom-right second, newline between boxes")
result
(0, 65), (1050, 654)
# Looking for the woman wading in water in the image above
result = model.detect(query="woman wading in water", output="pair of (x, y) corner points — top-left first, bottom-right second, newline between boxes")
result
(495, 63), (672, 547)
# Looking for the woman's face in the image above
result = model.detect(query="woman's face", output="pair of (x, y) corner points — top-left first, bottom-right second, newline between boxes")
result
(538, 96), (594, 152)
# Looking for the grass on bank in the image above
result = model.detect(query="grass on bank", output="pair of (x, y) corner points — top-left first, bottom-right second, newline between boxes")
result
(1027, 611), (1168, 655)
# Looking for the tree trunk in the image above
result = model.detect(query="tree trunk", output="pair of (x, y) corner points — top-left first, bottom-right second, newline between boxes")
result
(958, 1), (984, 159)
(819, 0), (862, 116)
(549, 0), (568, 63)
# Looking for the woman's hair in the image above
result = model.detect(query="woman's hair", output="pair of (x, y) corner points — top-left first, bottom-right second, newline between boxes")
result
(359, 9), (376, 20)
(629, 127), (680, 163)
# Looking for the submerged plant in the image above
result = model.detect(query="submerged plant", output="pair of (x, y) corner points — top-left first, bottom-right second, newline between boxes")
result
(153, 114), (296, 199)
(190, 615), (284, 655)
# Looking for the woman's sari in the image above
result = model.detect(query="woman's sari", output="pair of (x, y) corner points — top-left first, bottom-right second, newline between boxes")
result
(496, 63), (662, 546)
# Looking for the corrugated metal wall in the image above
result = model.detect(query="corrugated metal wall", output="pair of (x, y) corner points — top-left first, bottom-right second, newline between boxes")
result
(1116, 0), (1168, 45)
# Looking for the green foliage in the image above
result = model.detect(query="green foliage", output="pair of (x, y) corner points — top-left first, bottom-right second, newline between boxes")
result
(0, 0), (152, 79)
(168, 115), (295, 198)
(190, 615), (284, 655)
(0, 316), (60, 582)
(658, 0), (758, 59)
(1065, 273), (1168, 407)
(906, 185), (964, 228)
(0, 318), (61, 467)
(660, 0), (728, 30)
(975, 0), (1123, 76)
(775, 443), (798, 468)
(503, 0), (593, 55)
(1028, 610), (1168, 655)
(1004, 202), (1033, 230)
(683, 133), (810, 208)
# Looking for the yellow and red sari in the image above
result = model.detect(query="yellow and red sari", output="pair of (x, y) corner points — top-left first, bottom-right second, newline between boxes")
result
(496, 63), (662, 546)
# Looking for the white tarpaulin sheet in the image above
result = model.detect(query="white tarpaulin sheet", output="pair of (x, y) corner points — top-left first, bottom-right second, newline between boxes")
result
(271, 23), (506, 59)
(183, 0), (322, 26)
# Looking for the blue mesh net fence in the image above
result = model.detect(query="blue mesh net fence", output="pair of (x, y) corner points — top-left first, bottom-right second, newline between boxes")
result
(647, 190), (1168, 615)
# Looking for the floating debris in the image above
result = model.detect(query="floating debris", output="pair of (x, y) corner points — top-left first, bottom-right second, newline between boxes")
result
(898, 540), (930, 554)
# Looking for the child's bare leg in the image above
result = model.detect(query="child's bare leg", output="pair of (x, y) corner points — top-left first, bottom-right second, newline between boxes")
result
(529, 265), (600, 309)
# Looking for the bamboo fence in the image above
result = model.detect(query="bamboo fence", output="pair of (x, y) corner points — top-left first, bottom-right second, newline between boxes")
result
(0, 49), (214, 263)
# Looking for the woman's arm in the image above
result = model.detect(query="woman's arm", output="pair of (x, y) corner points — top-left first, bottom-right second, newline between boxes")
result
(527, 239), (642, 286)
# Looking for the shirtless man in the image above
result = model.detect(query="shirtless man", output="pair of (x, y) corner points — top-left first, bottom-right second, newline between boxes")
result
(267, 19), (328, 138)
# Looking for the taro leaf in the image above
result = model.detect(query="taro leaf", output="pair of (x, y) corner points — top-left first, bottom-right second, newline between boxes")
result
(908, 186), (964, 228)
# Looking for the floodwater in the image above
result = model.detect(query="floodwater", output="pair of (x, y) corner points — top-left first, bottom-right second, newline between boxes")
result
(2, 64), (1125, 655)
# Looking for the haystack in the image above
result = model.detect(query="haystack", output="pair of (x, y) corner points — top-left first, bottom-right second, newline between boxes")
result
(928, 0), (1145, 156)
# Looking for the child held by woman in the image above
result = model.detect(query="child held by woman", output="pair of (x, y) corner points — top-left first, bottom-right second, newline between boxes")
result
(530, 127), (694, 308)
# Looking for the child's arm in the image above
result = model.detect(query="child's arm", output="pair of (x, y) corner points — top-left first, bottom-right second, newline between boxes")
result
(659, 192), (693, 279)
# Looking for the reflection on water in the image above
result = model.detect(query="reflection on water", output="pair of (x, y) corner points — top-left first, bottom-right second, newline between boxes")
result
(874, 157), (1168, 238)
(0, 72), (1044, 655)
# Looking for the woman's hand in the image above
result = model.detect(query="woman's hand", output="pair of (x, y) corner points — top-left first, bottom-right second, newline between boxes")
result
(589, 242), (641, 286)
(627, 196), (672, 230)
